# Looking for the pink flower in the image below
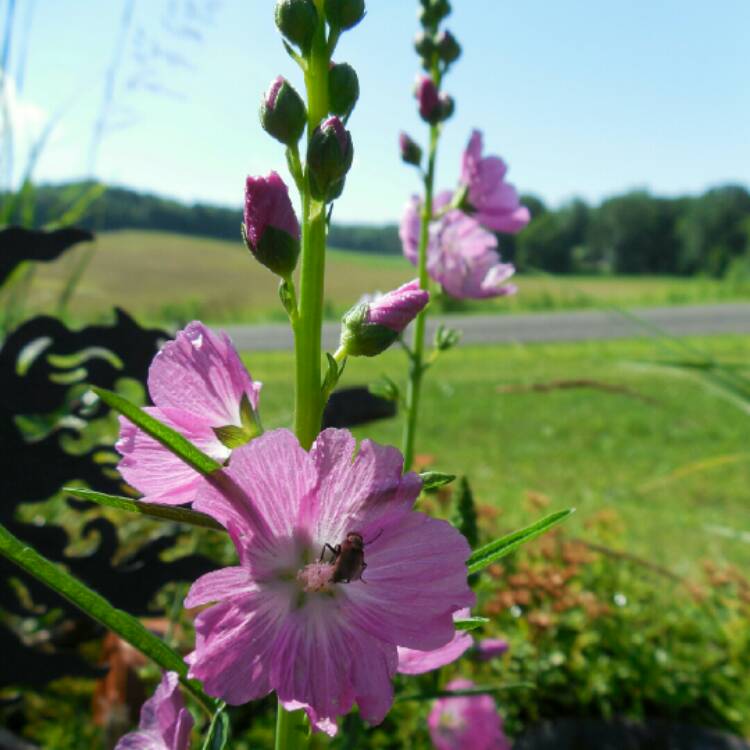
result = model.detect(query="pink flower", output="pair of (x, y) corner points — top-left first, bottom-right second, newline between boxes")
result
(184, 428), (475, 730)
(115, 672), (193, 750)
(400, 194), (517, 299)
(397, 609), (473, 675)
(460, 130), (530, 234)
(116, 321), (261, 506)
(428, 679), (511, 750)
(476, 638), (509, 661)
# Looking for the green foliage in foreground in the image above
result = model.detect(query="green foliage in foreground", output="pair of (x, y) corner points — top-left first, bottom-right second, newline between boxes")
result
(478, 521), (750, 737)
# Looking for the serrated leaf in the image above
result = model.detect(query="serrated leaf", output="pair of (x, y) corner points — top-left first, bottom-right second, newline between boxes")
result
(202, 703), (230, 750)
(64, 488), (225, 531)
(419, 471), (456, 491)
(0, 522), (216, 712)
(454, 616), (489, 631)
(466, 509), (575, 574)
(93, 387), (221, 475)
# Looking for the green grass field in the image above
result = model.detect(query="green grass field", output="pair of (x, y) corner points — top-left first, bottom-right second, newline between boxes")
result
(26, 230), (750, 325)
(243, 334), (750, 576)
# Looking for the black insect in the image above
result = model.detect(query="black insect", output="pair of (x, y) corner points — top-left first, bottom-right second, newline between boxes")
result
(321, 530), (382, 584)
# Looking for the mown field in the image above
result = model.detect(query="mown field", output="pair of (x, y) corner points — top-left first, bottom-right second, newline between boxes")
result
(27, 230), (750, 325)
(243, 334), (750, 576)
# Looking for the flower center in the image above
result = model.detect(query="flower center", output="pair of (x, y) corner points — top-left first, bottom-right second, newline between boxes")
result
(297, 562), (335, 593)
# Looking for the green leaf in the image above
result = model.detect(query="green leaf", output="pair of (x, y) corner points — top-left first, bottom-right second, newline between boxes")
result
(64, 488), (225, 531)
(368, 376), (399, 402)
(0, 522), (216, 713)
(454, 616), (489, 631)
(212, 424), (252, 450)
(202, 703), (231, 750)
(92, 387), (221, 475)
(466, 509), (575, 575)
(419, 471), (456, 491)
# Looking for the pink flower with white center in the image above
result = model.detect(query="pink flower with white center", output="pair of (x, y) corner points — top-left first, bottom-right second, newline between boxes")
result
(460, 130), (530, 234)
(400, 193), (517, 300)
(397, 608), (473, 675)
(428, 679), (511, 750)
(184, 428), (475, 730)
(115, 672), (193, 750)
(116, 321), (261, 506)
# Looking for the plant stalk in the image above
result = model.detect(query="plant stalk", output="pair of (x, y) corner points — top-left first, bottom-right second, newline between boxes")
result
(280, 2), (330, 746)
(402, 122), (439, 471)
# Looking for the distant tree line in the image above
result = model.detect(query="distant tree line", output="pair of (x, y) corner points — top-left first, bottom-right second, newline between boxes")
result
(20, 181), (750, 277)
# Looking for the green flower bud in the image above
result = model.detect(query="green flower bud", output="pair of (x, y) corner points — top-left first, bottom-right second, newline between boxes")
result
(414, 31), (435, 58)
(306, 116), (354, 203)
(340, 303), (399, 357)
(328, 62), (360, 117)
(436, 29), (461, 64)
(260, 76), (307, 146)
(324, 0), (366, 30)
(275, 0), (318, 54)
(399, 132), (422, 167)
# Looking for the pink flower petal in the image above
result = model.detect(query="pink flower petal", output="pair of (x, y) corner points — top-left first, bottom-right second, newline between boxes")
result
(116, 406), (221, 505)
(148, 321), (260, 427)
(346, 513), (475, 651)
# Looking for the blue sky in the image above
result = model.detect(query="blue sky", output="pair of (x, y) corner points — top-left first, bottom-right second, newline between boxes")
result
(4, 0), (749, 222)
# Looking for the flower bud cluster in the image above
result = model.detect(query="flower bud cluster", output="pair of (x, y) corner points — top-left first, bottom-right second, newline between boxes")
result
(415, 0), (461, 71)
(247, 1), (365, 279)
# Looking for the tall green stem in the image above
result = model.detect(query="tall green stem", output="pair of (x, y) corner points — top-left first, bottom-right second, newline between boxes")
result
(293, 1), (330, 451)
(402, 123), (439, 471)
(279, 2), (330, 747)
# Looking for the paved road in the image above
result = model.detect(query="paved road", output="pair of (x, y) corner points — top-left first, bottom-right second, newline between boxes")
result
(223, 303), (750, 352)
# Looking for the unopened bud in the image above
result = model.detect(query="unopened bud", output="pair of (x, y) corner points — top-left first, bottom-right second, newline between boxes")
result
(260, 76), (307, 146)
(438, 92), (455, 120)
(415, 74), (441, 124)
(419, 0), (451, 29)
(324, 0), (366, 30)
(328, 62), (360, 117)
(275, 0), (318, 54)
(307, 116), (354, 202)
(243, 172), (301, 278)
(414, 31), (435, 59)
(436, 29), (461, 63)
(340, 280), (429, 357)
(399, 132), (422, 167)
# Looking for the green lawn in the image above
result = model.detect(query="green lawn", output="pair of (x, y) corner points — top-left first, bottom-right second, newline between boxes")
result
(243, 334), (750, 576)
(26, 230), (750, 325)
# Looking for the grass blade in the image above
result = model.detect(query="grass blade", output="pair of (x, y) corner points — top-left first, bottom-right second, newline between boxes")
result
(65, 488), (225, 531)
(0, 522), (216, 713)
(93, 387), (221, 475)
(467, 509), (574, 575)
